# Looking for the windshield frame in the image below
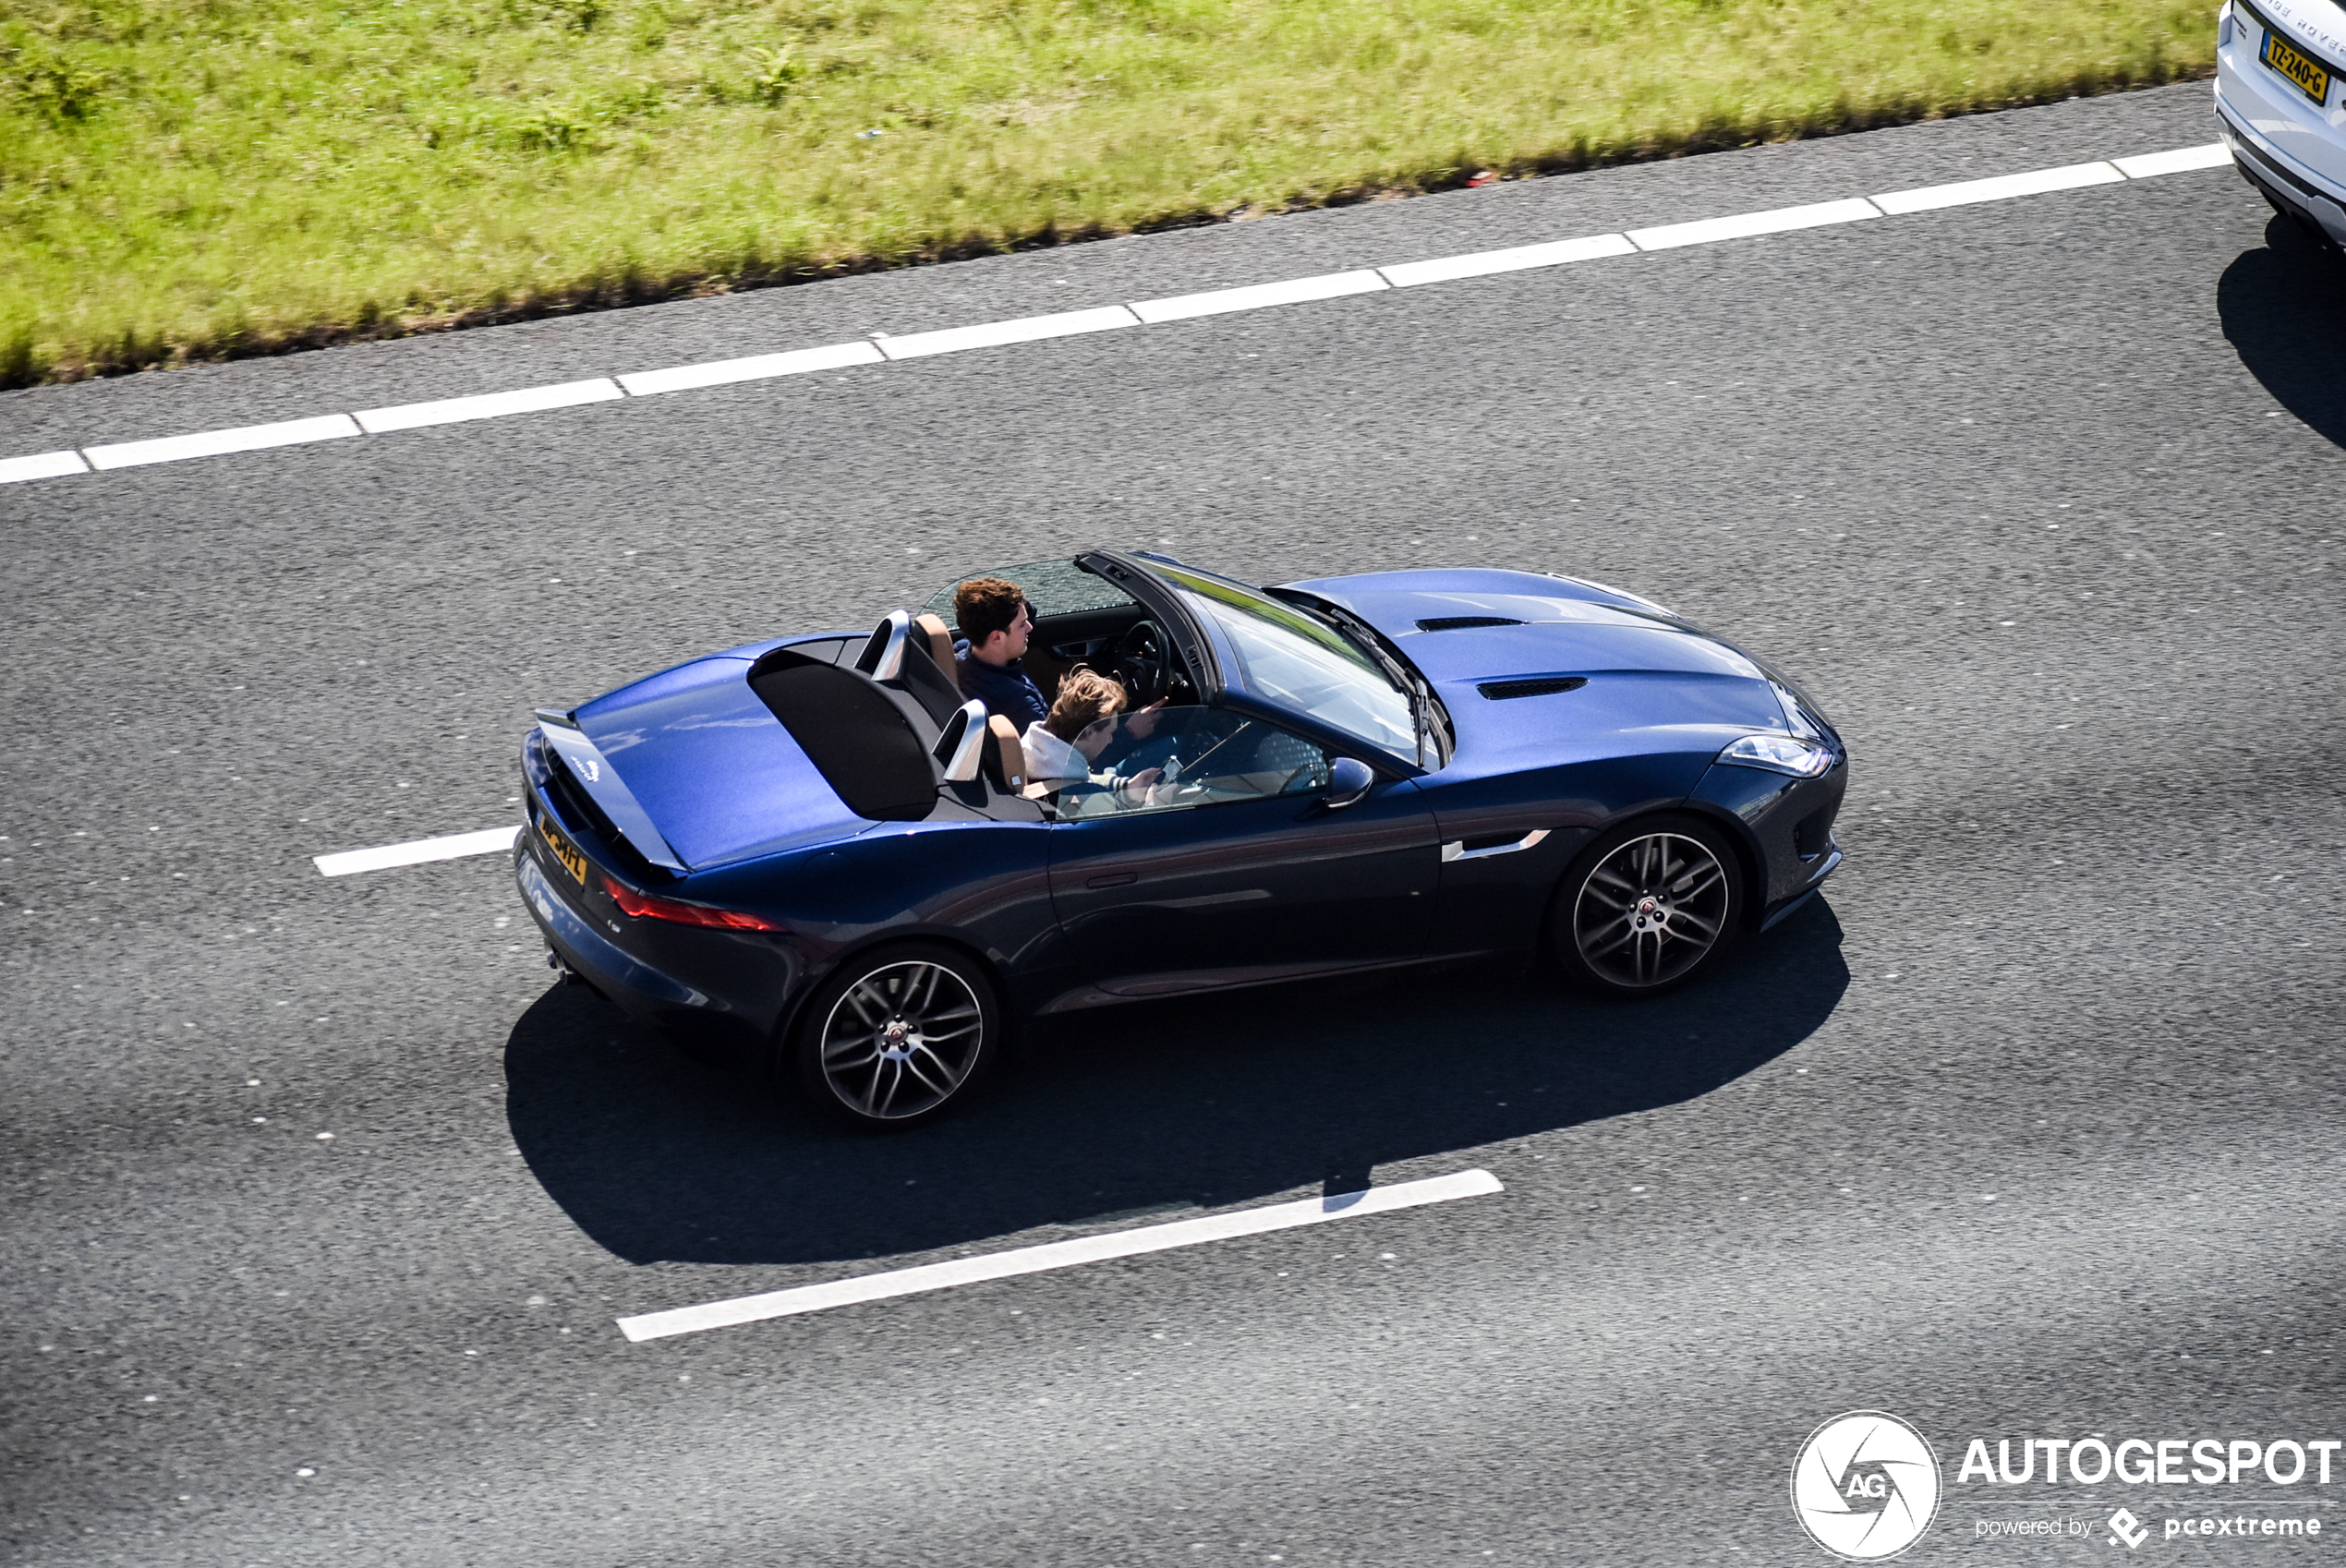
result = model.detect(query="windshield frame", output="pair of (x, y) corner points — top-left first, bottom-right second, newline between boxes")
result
(1121, 556), (1425, 769)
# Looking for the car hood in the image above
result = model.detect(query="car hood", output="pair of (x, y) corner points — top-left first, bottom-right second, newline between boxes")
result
(1284, 568), (1796, 768)
(573, 650), (870, 869)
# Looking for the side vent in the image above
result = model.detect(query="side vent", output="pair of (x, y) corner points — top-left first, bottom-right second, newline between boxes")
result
(1416, 616), (1523, 632)
(1478, 676), (1587, 700)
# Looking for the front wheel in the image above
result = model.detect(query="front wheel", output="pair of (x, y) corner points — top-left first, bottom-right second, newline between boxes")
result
(1552, 815), (1745, 997)
(792, 943), (1000, 1130)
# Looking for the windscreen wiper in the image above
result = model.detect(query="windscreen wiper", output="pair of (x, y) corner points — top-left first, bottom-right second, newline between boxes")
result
(1312, 599), (1433, 767)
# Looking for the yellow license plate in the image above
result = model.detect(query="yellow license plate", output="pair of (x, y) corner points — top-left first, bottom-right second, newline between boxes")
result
(2263, 29), (2332, 107)
(539, 819), (589, 887)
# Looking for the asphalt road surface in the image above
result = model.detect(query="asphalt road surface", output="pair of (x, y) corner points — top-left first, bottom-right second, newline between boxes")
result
(6, 79), (2343, 1566)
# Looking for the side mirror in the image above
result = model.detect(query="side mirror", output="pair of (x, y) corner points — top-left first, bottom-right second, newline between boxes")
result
(1322, 756), (1376, 810)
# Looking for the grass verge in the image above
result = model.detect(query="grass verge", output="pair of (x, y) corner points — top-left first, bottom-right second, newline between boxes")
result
(3, 0), (2214, 388)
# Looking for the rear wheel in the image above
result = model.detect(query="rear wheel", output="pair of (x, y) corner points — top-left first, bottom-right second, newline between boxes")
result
(1553, 814), (1744, 997)
(792, 943), (999, 1130)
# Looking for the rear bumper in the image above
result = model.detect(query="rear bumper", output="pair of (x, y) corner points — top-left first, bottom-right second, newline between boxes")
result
(2217, 27), (2346, 247)
(518, 853), (712, 1019)
(516, 851), (780, 1066)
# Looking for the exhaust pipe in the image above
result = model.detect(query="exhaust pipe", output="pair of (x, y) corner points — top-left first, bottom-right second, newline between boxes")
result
(545, 948), (582, 985)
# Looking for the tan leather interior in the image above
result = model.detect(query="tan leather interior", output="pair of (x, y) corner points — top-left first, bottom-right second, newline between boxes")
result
(914, 613), (959, 694)
(986, 714), (1025, 790)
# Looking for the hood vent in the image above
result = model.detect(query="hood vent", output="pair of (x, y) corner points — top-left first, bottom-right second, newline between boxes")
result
(1479, 676), (1587, 700)
(1417, 615), (1523, 632)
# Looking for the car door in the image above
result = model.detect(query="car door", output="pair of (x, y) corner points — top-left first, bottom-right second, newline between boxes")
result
(1043, 706), (1439, 1000)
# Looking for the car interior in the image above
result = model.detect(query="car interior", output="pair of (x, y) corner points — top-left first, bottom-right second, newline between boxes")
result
(747, 557), (1257, 825)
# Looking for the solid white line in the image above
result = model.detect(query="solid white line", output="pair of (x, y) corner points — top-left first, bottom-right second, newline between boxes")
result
(84, 414), (362, 471)
(313, 824), (519, 877)
(1871, 160), (2123, 214)
(617, 1167), (1505, 1341)
(1626, 196), (1883, 251)
(2113, 142), (2231, 178)
(617, 340), (885, 395)
(354, 378), (624, 434)
(876, 305), (1140, 360)
(0, 450), (90, 484)
(1379, 232), (1637, 287)
(1131, 269), (1388, 323)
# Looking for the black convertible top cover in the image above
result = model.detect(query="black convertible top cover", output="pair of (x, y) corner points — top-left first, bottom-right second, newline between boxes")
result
(749, 656), (936, 822)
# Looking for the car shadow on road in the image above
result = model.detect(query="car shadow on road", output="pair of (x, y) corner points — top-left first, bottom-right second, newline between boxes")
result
(2219, 217), (2346, 449)
(505, 899), (1848, 1267)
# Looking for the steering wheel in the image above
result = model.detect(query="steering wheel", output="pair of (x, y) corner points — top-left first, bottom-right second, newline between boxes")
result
(1114, 619), (1172, 707)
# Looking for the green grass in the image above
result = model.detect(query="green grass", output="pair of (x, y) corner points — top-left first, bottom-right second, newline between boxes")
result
(2, 0), (2212, 386)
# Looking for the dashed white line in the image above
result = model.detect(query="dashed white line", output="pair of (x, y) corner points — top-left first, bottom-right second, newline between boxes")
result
(312, 825), (519, 877)
(1379, 232), (1637, 288)
(616, 1168), (1505, 1341)
(2113, 143), (2232, 178)
(1131, 268), (1388, 322)
(83, 413), (362, 471)
(1871, 160), (2123, 214)
(617, 339), (885, 396)
(4, 141), (2234, 485)
(874, 304), (1140, 360)
(1626, 195), (1883, 251)
(0, 450), (89, 483)
(354, 378), (623, 434)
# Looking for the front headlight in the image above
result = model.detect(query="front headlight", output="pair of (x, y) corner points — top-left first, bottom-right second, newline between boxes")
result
(1717, 732), (1836, 778)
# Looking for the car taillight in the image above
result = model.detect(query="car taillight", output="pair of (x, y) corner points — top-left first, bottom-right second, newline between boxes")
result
(602, 877), (780, 932)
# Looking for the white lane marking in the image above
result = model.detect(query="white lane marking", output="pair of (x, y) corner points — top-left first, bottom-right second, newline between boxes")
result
(354, 378), (623, 434)
(1131, 269), (1388, 323)
(1379, 232), (1637, 287)
(1626, 196), (1883, 251)
(313, 825), (519, 877)
(0, 450), (90, 484)
(618, 340), (885, 396)
(12, 142), (2241, 485)
(875, 305), (1140, 359)
(84, 414), (362, 471)
(1872, 160), (2123, 214)
(2114, 142), (2231, 178)
(617, 1167), (1505, 1341)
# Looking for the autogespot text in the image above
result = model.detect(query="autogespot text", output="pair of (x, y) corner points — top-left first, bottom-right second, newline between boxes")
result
(1958, 1436), (2341, 1486)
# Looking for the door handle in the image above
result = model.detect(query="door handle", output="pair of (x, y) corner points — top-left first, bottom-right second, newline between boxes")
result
(1086, 872), (1139, 888)
(1440, 828), (1551, 862)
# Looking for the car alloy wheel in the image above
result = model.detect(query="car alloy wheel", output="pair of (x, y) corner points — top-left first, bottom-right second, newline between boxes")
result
(1563, 822), (1740, 994)
(800, 946), (997, 1128)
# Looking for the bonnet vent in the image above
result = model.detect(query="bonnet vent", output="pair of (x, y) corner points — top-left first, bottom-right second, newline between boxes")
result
(1416, 616), (1523, 632)
(1478, 676), (1587, 700)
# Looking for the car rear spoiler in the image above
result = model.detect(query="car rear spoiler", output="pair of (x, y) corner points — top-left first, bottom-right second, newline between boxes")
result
(534, 711), (690, 872)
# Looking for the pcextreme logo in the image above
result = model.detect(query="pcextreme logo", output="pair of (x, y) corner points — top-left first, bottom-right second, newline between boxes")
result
(1791, 1411), (1944, 1562)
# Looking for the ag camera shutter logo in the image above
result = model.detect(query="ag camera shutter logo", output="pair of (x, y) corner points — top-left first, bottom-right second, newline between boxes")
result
(1792, 1411), (1943, 1561)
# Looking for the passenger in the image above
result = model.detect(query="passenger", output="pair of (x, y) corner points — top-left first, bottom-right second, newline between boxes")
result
(950, 577), (1048, 730)
(1022, 668), (1170, 807)
(1021, 667), (1128, 785)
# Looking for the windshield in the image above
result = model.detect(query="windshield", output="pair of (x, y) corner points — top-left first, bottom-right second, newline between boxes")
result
(1152, 562), (1417, 764)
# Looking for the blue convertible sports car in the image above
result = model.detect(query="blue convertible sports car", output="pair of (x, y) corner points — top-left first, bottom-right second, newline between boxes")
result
(515, 551), (1846, 1128)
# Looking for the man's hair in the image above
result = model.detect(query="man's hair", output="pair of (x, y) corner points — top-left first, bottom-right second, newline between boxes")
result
(954, 577), (1028, 647)
(1043, 667), (1128, 742)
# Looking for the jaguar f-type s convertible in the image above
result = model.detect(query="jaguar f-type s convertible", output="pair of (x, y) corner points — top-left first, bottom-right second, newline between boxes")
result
(515, 550), (1846, 1128)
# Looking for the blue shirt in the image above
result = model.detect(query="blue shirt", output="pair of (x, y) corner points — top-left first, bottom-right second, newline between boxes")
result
(954, 645), (1048, 730)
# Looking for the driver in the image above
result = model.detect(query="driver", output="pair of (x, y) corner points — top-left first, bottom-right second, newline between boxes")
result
(950, 577), (1048, 730)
